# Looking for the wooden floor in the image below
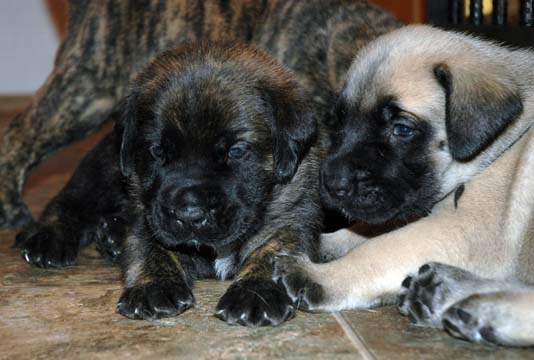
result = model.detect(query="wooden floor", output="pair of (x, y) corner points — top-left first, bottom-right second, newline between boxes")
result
(1, 97), (532, 359)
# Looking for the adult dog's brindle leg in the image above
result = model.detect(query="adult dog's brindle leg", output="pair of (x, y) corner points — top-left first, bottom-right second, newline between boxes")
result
(0, 1), (130, 227)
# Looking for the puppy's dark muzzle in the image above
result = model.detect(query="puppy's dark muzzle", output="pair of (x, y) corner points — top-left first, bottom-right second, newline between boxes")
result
(321, 158), (371, 202)
(160, 185), (225, 232)
(171, 206), (209, 229)
(323, 176), (354, 199)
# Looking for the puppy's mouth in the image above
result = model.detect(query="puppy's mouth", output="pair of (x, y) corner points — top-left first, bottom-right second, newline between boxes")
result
(322, 185), (435, 226)
(321, 183), (412, 225)
(148, 204), (253, 249)
(326, 198), (400, 225)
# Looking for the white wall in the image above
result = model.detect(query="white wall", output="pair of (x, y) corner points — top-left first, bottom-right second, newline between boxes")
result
(0, 1), (59, 94)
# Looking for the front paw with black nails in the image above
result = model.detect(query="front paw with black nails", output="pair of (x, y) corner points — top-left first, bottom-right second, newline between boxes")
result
(15, 224), (79, 268)
(117, 280), (195, 320)
(215, 279), (295, 327)
(272, 254), (326, 311)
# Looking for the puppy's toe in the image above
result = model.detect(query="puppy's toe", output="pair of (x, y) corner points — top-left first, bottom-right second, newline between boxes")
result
(95, 216), (126, 263)
(442, 292), (532, 347)
(273, 254), (326, 311)
(117, 280), (194, 320)
(215, 279), (295, 327)
(398, 262), (460, 326)
(442, 304), (492, 345)
(17, 224), (79, 269)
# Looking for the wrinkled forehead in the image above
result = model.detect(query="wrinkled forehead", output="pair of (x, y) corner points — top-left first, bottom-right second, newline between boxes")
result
(343, 36), (446, 120)
(144, 80), (271, 145)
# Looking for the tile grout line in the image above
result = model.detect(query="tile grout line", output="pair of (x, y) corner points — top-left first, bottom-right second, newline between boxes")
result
(333, 312), (377, 360)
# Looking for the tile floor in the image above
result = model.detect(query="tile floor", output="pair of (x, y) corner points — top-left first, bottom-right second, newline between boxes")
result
(0, 97), (532, 359)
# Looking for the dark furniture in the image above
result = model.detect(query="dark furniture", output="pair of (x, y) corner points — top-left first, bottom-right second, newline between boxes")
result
(428, 0), (534, 47)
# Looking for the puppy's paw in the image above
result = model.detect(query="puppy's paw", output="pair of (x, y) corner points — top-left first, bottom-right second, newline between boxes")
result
(272, 254), (326, 311)
(398, 262), (479, 327)
(16, 224), (79, 268)
(442, 292), (531, 347)
(117, 280), (195, 320)
(95, 216), (126, 263)
(215, 279), (295, 327)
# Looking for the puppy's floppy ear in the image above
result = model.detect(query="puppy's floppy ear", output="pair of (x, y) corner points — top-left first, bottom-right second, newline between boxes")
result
(117, 92), (139, 177)
(264, 89), (317, 183)
(433, 62), (523, 161)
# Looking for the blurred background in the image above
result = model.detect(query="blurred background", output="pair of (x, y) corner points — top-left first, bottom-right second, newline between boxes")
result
(0, 0), (524, 94)
(0, 0), (66, 94)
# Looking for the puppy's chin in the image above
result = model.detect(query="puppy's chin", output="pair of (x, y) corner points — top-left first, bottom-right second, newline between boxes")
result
(322, 192), (432, 226)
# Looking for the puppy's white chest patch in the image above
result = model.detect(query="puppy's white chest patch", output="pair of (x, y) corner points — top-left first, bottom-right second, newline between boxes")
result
(214, 255), (235, 280)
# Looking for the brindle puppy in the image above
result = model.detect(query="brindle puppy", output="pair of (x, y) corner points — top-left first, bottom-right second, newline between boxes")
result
(18, 43), (321, 326)
(0, 0), (399, 228)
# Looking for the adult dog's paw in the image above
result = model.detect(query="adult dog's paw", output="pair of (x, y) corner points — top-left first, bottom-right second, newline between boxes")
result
(95, 216), (126, 263)
(117, 280), (195, 320)
(272, 254), (326, 311)
(398, 262), (479, 327)
(16, 224), (79, 268)
(215, 279), (295, 327)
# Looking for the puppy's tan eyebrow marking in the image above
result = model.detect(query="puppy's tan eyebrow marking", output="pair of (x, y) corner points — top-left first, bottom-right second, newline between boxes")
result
(387, 103), (424, 124)
(397, 110), (422, 122)
(380, 97), (420, 123)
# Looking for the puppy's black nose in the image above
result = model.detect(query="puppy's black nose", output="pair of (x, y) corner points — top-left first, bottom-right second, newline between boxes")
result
(174, 206), (208, 228)
(166, 185), (225, 229)
(353, 168), (371, 181)
(324, 177), (353, 199)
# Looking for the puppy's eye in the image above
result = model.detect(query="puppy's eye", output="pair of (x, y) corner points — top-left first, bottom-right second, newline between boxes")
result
(150, 144), (165, 161)
(392, 123), (415, 137)
(228, 143), (249, 160)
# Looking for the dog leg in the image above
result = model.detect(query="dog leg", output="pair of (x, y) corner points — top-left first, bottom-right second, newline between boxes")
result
(442, 290), (534, 346)
(117, 232), (196, 320)
(398, 262), (534, 346)
(273, 140), (534, 312)
(94, 215), (128, 264)
(15, 133), (127, 268)
(273, 194), (521, 312)
(319, 227), (368, 262)
(216, 229), (302, 327)
(0, 2), (126, 228)
(397, 263), (523, 326)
